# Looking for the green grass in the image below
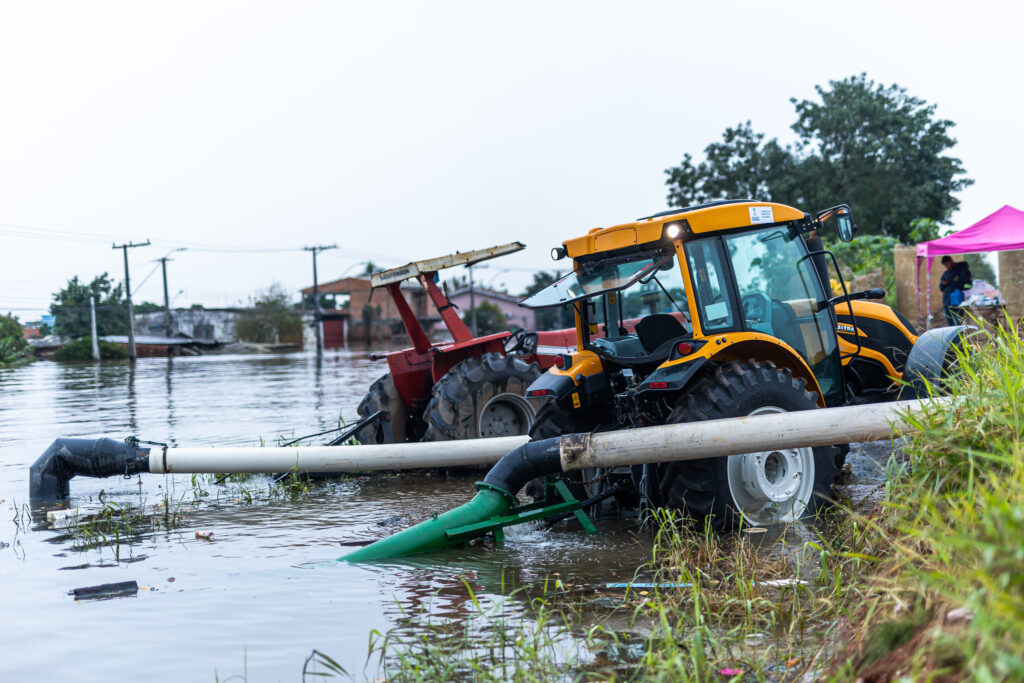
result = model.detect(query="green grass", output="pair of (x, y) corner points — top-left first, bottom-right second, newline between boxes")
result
(822, 321), (1024, 680)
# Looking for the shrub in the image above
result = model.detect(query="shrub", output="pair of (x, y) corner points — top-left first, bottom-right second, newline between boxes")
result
(234, 284), (303, 344)
(0, 337), (31, 368)
(53, 338), (128, 361)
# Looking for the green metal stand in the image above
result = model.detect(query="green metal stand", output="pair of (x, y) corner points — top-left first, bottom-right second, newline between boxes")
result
(445, 476), (598, 546)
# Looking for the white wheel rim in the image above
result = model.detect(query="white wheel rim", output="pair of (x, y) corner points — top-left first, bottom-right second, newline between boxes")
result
(478, 392), (536, 438)
(725, 405), (815, 525)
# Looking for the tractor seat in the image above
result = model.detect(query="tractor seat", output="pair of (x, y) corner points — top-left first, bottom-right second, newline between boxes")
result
(636, 313), (688, 353)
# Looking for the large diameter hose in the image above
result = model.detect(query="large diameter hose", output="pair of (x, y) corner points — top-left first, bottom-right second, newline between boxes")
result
(30, 438), (150, 501)
(341, 438), (562, 562)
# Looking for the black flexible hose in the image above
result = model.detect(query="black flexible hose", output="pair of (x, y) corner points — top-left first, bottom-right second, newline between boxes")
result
(482, 436), (562, 495)
(30, 438), (150, 501)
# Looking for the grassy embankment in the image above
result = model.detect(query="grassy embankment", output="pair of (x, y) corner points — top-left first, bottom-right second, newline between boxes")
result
(321, 323), (1024, 682)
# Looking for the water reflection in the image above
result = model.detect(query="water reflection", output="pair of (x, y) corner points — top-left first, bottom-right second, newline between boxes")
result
(165, 358), (176, 443)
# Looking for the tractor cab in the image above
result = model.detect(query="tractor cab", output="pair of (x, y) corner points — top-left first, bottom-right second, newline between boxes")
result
(522, 200), (851, 432)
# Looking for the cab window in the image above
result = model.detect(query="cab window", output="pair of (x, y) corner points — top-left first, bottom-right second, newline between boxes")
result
(685, 238), (736, 332)
(724, 227), (841, 403)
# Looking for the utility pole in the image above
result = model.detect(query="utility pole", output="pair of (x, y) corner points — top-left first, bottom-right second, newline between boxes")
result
(161, 258), (171, 336)
(112, 240), (151, 361)
(469, 265), (477, 336)
(90, 295), (100, 361)
(156, 248), (186, 337)
(304, 244), (337, 355)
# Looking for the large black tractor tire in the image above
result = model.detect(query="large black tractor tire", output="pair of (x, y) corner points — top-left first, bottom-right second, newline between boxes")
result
(355, 373), (409, 444)
(652, 360), (843, 531)
(901, 325), (974, 399)
(421, 353), (542, 442)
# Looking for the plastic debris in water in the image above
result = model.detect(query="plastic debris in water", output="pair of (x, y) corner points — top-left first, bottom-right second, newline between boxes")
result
(604, 582), (692, 589)
(195, 530), (214, 540)
(718, 668), (744, 677)
(68, 580), (139, 600)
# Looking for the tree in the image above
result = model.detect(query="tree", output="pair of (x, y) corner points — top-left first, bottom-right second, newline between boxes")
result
(234, 284), (304, 344)
(461, 301), (507, 335)
(665, 122), (798, 208)
(665, 74), (972, 243)
(50, 273), (129, 338)
(134, 301), (162, 314)
(0, 313), (27, 351)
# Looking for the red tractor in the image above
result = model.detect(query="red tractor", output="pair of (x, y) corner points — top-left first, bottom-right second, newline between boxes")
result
(355, 242), (575, 444)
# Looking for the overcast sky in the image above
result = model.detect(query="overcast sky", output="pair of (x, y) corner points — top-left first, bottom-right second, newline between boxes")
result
(1, 1), (1020, 317)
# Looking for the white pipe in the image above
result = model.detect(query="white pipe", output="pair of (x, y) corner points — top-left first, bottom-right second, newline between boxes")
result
(149, 435), (530, 474)
(148, 398), (948, 476)
(559, 398), (949, 471)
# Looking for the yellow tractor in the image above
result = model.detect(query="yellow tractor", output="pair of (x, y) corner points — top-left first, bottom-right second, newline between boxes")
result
(520, 199), (966, 529)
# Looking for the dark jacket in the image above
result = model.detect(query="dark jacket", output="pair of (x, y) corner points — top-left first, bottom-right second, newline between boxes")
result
(939, 262), (970, 306)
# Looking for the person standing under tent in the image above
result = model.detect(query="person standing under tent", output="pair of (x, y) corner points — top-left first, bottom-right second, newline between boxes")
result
(940, 255), (972, 325)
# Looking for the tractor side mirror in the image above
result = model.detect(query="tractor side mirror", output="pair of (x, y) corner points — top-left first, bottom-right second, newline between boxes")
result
(814, 204), (856, 242)
(837, 209), (855, 242)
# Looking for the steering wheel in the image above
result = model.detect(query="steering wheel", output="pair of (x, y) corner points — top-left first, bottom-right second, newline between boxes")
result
(740, 292), (772, 324)
(504, 328), (538, 355)
(504, 328), (525, 351)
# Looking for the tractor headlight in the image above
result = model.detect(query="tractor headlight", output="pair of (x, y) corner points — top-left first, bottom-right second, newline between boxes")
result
(664, 221), (685, 239)
(551, 246), (568, 261)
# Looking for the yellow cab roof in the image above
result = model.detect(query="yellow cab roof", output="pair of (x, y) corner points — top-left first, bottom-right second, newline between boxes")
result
(563, 200), (806, 259)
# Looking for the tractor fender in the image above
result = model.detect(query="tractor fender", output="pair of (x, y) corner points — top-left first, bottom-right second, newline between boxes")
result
(641, 337), (824, 406)
(709, 338), (825, 406)
(638, 357), (709, 393)
(902, 325), (973, 397)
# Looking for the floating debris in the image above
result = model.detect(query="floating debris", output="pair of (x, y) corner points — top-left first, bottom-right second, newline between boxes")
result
(68, 580), (139, 601)
(604, 578), (807, 590)
(195, 530), (214, 540)
(605, 582), (692, 589)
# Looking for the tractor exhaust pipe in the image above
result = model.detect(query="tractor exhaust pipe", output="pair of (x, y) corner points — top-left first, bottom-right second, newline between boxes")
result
(341, 398), (949, 562)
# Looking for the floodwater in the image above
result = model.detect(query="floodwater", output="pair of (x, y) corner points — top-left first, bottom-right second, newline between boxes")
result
(0, 352), (652, 681)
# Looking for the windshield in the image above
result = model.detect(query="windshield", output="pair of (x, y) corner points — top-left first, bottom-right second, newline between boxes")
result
(520, 251), (671, 309)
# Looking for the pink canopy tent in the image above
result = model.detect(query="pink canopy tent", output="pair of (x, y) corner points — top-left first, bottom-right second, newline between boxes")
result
(915, 205), (1024, 325)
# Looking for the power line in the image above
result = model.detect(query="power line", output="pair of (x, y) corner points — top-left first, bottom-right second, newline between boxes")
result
(0, 221), (400, 258)
(0, 224), (305, 253)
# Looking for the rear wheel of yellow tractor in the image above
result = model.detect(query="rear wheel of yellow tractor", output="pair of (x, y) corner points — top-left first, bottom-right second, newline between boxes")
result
(653, 360), (843, 530)
(355, 373), (409, 444)
(421, 353), (542, 441)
